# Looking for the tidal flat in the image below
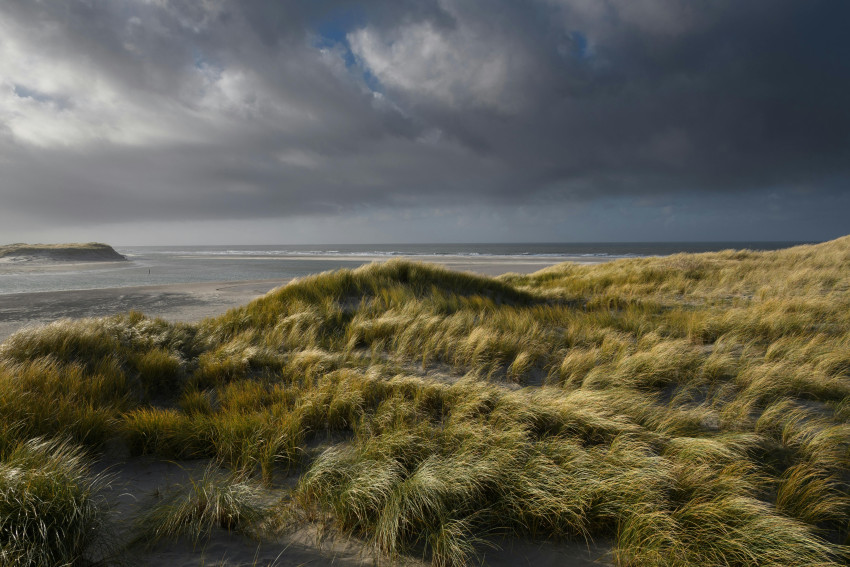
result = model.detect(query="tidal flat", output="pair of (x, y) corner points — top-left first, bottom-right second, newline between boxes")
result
(1, 238), (849, 566)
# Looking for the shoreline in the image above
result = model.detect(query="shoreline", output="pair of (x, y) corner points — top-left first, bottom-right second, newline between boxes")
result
(0, 279), (286, 344)
(0, 257), (590, 344)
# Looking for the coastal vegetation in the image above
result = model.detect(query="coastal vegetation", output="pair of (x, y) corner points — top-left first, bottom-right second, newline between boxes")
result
(1, 237), (850, 565)
(0, 242), (125, 262)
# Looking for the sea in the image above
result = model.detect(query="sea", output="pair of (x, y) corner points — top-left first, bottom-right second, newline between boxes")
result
(0, 242), (815, 296)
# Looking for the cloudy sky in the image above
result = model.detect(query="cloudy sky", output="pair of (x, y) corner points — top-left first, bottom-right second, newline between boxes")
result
(1, 0), (848, 244)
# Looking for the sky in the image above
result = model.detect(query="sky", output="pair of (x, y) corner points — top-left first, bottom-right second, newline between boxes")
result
(1, 0), (848, 245)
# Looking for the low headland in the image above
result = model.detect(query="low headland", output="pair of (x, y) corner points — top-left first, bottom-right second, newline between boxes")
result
(0, 242), (126, 263)
(1, 237), (849, 566)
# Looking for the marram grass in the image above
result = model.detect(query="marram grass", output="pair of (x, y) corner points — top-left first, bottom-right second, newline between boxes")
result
(131, 464), (269, 548)
(2, 237), (850, 565)
(0, 438), (112, 567)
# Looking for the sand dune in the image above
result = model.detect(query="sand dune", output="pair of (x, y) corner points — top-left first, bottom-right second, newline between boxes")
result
(0, 257), (591, 343)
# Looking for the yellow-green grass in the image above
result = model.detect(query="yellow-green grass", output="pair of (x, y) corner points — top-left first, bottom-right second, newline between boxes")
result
(0, 438), (112, 566)
(1, 237), (850, 565)
(131, 463), (270, 548)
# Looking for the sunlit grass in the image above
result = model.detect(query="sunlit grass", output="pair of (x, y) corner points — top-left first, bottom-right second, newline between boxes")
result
(1, 237), (850, 564)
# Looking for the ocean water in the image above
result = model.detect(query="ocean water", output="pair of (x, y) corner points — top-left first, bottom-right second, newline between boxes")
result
(0, 242), (813, 296)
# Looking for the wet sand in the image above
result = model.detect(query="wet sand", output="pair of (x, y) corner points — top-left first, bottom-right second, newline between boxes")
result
(0, 279), (285, 344)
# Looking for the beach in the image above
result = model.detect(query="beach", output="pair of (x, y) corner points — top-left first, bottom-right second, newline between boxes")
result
(0, 279), (284, 344)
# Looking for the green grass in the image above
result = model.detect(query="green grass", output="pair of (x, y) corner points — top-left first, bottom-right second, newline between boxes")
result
(0, 438), (112, 566)
(2, 237), (850, 565)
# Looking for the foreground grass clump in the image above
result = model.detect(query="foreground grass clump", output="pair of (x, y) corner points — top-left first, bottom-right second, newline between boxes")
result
(0, 438), (111, 566)
(132, 464), (269, 548)
(1, 237), (850, 565)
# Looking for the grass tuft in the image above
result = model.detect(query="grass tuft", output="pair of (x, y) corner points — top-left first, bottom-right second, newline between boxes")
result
(0, 438), (111, 566)
(132, 464), (269, 548)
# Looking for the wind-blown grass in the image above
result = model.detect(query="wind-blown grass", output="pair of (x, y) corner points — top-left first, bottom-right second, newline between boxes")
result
(131, 464), (269, 548)
(2, 237), (850, 564)
(0, 438), (112, 566)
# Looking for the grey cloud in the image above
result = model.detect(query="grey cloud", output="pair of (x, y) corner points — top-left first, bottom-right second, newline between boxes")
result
(0, 0), (848, 241)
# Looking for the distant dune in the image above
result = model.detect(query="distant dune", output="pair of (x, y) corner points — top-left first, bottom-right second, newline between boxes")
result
(0, 242), (126, 262)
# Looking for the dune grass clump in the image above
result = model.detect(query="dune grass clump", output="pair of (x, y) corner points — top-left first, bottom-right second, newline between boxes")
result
(0, 358), (126, 447)
(0, 438), (111, 567)
(293, 380), (847, 566)
(132, 464), (269, 548)
(2, 238), (850, 564)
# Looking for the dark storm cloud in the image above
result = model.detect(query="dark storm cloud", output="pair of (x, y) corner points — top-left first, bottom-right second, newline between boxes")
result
(0, 0), (848, 236)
